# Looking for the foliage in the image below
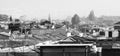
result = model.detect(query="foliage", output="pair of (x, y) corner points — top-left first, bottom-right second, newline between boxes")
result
(15, 19), (20, 22)
(71, 14), (80, 28)
(88, 10), (95, 21)
(62, 21), (70, 29)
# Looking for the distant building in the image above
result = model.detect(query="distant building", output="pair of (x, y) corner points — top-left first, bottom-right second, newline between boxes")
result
(114, 21), (120, 30)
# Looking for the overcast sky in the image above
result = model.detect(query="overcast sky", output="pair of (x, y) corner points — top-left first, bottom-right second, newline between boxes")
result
(0, 0), (120, 19)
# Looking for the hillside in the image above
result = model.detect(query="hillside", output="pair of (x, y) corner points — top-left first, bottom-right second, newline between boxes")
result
(79, 16), (120, 26)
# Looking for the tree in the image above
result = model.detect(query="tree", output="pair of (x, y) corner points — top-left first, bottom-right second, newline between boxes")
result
(71, 14), (80, 28)
(62, 21), (70, 29)
(88, 10), (95, 21)
(62, 21), (70, 25)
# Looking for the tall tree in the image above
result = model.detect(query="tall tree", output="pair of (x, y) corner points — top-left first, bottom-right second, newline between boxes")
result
(71, 14), (80, 28)
(62, 21), (70, 29)
(88, 10), (95, 21)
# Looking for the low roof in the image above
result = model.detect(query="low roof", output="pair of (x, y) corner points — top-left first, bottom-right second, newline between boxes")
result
(114, 21), (120, 24)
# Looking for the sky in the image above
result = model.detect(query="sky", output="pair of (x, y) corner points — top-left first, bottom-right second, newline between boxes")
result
(0, 0), (120, 20)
